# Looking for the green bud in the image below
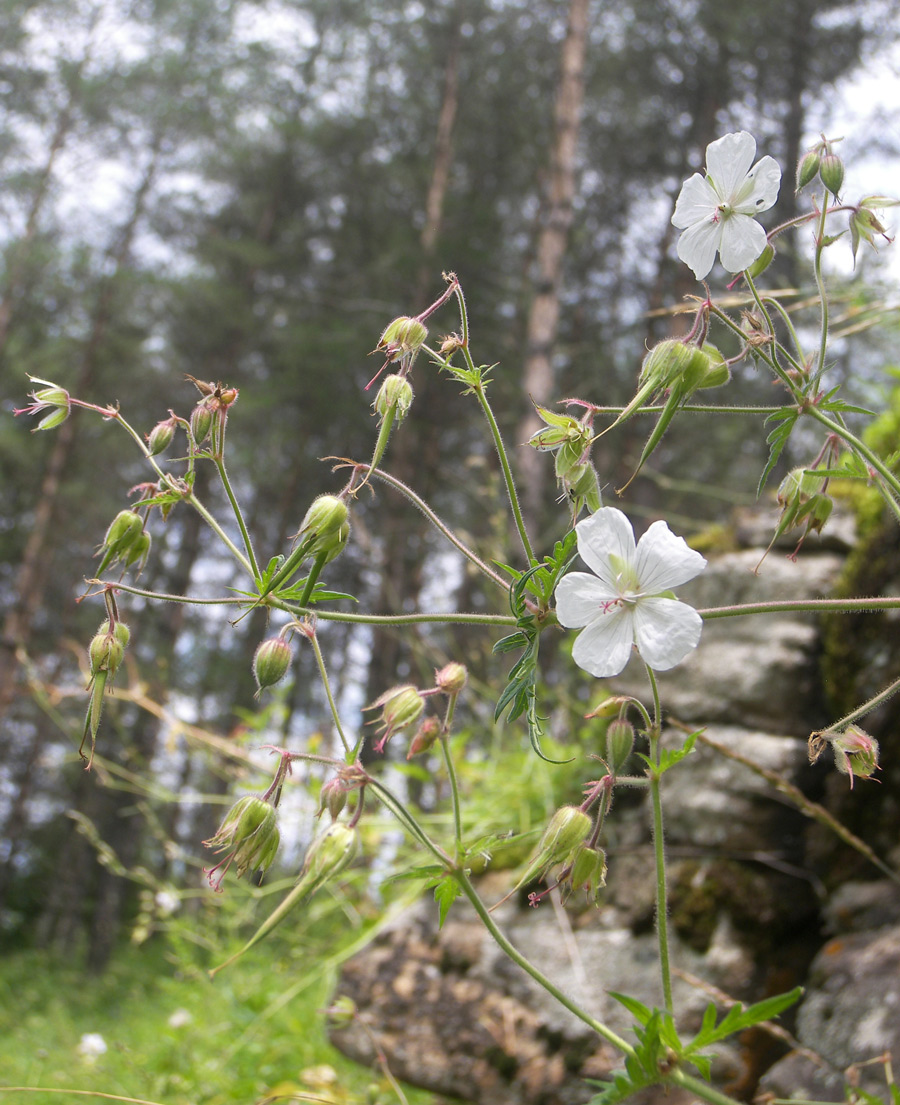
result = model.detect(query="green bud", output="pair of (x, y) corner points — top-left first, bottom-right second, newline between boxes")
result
(318, 777), (348, 821)
(98, 620), (131, 648)
(605, 718), (635, 773)
(832, 726), (879, 786)
(147, 416), (177, 456)
(745, 243), (775, 280)
(104, 510), (144, 554)
(563, 462), (602, 515)
(374, 374), (414, 422)
(190, 401), (213, 444)
(299, 821), (359, 887)
(203, 795), (280, 890)
(434, 662), (468, 695)
(407, 716), (442, 758)
(640, 340), (707, 392)
(366, 683), (426, 752)
(568, 842), (607, 904)
(796, 150), (820, 191)
(326, 996), (357, 1029)
(18, 377), (71, 431)
(301, 494), (349, 539)
(697, 344), (730, 389)
(253, 637), (292, 695)
(89, 631), (124, 678)
(122, 530), (151, 572)
(377, 316), (428, 362)
(819, 152), (844, 197)
(514, 805), (593, 891)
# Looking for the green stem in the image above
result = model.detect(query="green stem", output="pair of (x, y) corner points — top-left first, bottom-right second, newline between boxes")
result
(817, 671), (900, 736)
(667, 1069), (745, 1105)
(805, 404), (900, 505)
(453, 867), (636, 1057)
(342, 464), (511, 591)
(307, 627), (352, 757)
(439, 694), (463, 849)
(700, 595), (900, 618)
(215, 457), (260, 580)
(267, 601), (519, 627)
(644, 665), (673, 1014)
(298, 551), (328, 607)
(810, 190), (831, 393)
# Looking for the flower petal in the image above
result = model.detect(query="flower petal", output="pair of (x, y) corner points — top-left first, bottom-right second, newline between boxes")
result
(574, 507), (636, 587)
(718, 213), (768, 273)
(671, 173), (718, 229)
(705, 131), (756, 200)
(632, 598), (703, 671)
(733, 155), (781, 215)
(633, 519), (707, 593)
(555, 572), (618, 629)
(676, 215), (722, 280)
(570, 609), (635, 678)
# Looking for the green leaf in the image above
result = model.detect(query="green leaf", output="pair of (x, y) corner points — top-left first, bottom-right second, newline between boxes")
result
(433, 875), (462, 927)
(758, 408), (798, 495)
(608, 991), (654, 1026)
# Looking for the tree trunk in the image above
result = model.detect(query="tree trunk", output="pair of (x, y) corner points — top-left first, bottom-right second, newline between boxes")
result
(515, 0), (589, 535)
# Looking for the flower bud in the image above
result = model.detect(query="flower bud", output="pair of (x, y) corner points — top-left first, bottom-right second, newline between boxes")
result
(605, 718), (635, 774)
(203, 795), (280, 890)
(514, 805), (593, 891)
(819, 152), (844, 196)
(745, 243), (775, 280)
(563, 463), (602, 515)
(696, 344), (731, 389)
(89, 630), (125, 678)
(299, 821), (359, 886)
(318, 776), (348, 821)
(832, 726), (879, 786)
(98, 620), (131, 648)
(796, 150), (820, 191)
(434, 662), (468, 695)
(147, 416), (177, 456)
(640, 340), (708, 392)
(253, 636), (292, 695)
(365, 683), (426, 753)
(15, 377), (72, 431)
(122, 530), (151, 572)
(104, 510), (144, 554)
(326, 996), (357, 1028)
(190, 401), (213, 444)
(374, 374), (414, 422)
(407, 716), (441, 758)
(377, 316), (428, 362)
(568, 842), (607, 904)
(300, 494), (349, 540)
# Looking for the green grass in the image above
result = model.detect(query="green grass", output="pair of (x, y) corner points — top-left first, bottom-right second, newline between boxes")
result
(0, 930), (435, 1105)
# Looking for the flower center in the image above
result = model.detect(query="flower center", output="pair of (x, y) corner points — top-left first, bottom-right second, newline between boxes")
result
(607, 553), (641, 603)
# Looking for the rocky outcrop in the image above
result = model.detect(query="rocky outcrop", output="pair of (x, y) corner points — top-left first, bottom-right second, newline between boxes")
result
(329, 510), (900, 1104)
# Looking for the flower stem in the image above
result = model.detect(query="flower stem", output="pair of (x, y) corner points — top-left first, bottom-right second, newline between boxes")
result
(306, 626), (352, 757)
(215, 456), (260, 580)
(644, 664), (674, 1014)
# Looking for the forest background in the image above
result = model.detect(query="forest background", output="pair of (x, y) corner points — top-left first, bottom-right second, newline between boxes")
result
(1, 0), (900, 1101)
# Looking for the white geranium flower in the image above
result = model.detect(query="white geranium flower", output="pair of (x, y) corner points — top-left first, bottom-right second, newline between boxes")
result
(555, 508), (706, 678)
(672, 131), (781, 280)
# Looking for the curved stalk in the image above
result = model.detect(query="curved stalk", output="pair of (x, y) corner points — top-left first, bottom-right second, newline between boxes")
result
(644, 665), (673, 1014)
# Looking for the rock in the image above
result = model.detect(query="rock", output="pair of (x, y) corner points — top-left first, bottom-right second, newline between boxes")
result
(760, 925), (900, 1100)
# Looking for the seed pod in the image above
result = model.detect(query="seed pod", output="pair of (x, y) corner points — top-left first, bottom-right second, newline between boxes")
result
(190, 401), (213, 444)
(253, 637), (292, 695)
(819, 152), (844, 197)
(796, 150), (820, 191)
(147, 416), (177, 456)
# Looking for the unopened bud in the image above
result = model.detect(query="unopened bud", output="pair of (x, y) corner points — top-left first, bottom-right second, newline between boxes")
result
(374, 374), (414, 422)
(366, 683), (425, 752)
(147, 416), (177, 456)
(796, 150), (820, 191)
(540, 806), (592, 858)
(568, 842), (607, 904)
(318, 777), (348, 821)
(203, 795), (280, 889)
(407, 716), (441, 758)
(378, 316), (428, 361)
(98, 620), (131, 649)
(89, 631), (124, 677)
(300, 821), (359, 886)
(745, 243), (775, 280)
(584, 696), (631, 720)
(253, 636), (292, 695)
(819, 152), (844, 197)
(123, 530), (151, 572)
(190, 401), (213, 444)
(104, 510), (144, 554)
(563, 463), (602, 515)
(640, 340), (708, 392)
(326, 996), (357, 1028)
(605, 718), (635, 773)
(301, 494), (349, 538)
(434, 662), (468, 695)
(696, 344), (730, 389)
(832, 726), (879, 785)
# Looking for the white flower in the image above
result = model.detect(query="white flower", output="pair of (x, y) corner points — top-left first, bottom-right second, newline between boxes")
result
(155, 889), (180, 916)
(555, 508), (706, 678)
(672, 131), (781, 280)
(77, 1033), (108, 1061)
(167, 1008), (193, 1029)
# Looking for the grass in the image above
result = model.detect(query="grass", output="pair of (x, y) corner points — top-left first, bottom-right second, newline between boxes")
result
(0, 904), (436, 1105)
